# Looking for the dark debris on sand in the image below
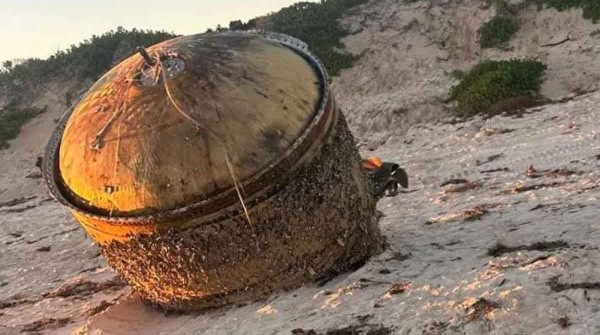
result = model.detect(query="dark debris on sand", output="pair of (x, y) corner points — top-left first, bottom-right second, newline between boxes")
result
(556, 316), (572, 329)
(0, 196), (36, 208)
(525, 165), (582, 179)
(388, 282), (411, 295)
(43, 277), (125, 299)
(476, 154), (504, 166)
(481, 167), (510, 174)
(465, 298), (501, 322)
(20, 317), (71, 333)
(86, 300), (117, 317)
(292, 323), (393, 335)
(505, 181), (571, 194)
(1, 205), (37, 214)
(487, 241), (569, 257)
(547, 276), (600, 293)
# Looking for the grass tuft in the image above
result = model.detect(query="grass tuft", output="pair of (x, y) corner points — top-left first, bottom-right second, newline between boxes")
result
(480, 16), (520, 49)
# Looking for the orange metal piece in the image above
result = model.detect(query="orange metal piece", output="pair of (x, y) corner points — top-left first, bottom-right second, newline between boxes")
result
(362, 156), (383, 170)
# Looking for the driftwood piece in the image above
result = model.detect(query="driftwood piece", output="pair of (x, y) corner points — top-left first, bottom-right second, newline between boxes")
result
(541, 32), (572, 47)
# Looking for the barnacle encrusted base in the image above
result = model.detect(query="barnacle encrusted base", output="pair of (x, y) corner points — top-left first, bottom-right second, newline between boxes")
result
(101, 116), (384, 312)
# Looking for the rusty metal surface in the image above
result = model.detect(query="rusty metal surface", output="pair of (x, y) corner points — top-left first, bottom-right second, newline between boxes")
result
(50, 32), (326, 214)
(43, 32), (335, 236)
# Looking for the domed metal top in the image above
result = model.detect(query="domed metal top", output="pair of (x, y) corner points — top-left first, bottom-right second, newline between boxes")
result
(47, 32), (333, 217)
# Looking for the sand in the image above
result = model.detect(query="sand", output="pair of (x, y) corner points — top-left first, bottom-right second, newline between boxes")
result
(1, 90), (599, 334)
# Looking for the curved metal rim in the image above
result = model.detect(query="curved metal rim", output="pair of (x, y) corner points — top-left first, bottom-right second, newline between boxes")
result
(43, 30), (336, 225)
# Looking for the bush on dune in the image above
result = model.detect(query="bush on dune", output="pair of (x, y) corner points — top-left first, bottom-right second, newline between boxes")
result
(479, 16), (520, 49)
(218, 0), (369, 77)
(449, 59), (546, 117)
(266, 0), (369, 77)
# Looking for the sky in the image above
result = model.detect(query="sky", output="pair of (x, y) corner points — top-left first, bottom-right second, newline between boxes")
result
(0, 0), (315, 63)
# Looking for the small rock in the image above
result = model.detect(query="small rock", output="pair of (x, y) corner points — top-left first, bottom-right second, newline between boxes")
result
(428, 6), (444, 17)
(436, 50), (451, 61)
(388, 282), (411, 295)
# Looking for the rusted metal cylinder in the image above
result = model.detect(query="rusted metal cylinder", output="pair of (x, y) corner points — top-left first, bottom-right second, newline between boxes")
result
(43, 31), (383, 311)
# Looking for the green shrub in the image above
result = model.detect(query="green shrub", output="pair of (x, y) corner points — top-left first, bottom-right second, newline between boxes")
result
(0, 107), (45, 150)
(543, 0), (600, 23)
(221, 0), (368, 76)
(449, 59), (546, 117)
(480, 16), (520, 49)
(494, 0), (517, 16)
(266, 0), (369, 77)
(449, 69), (466, 80)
